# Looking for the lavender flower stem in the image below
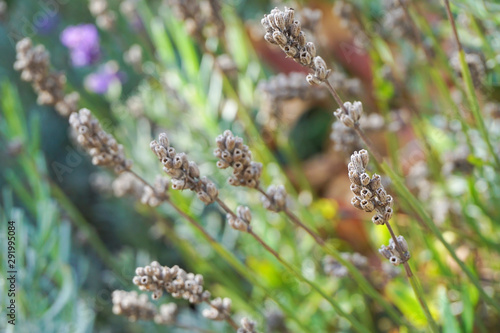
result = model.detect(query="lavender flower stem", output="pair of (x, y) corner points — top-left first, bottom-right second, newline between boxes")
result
(406, 263), (439, 333)
(385, 219), (437, 332)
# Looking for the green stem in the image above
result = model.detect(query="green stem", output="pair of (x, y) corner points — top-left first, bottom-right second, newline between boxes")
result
(385, 221), (439, 332)
(406, 262), (439, 333)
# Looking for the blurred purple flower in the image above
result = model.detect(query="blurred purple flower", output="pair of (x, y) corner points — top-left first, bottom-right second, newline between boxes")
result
(84, 61), (126, 94)
(60, 24), (100, 67)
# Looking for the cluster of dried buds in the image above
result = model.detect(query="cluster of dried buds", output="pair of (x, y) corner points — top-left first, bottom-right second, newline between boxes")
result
(112, 173), (169, 207)
(69, 108), (132, 173)
(133, 261), (211, 303)
(111, 290), (179, 324)
(261, 185), (287, 212)
(131, 261), (252, 327)
(215, 130), (263, 188)
(14, 38), (79, 117)
(89, 0), (116, 30)
(379, 235), (411, 266)
(261, 7), (331, 85)
(237, 317), (258, 333)
(214, 130), (288, 214)
(227, 206), (252, 232)
(331, 113), (385, 155)
(381, 0), (414, 40)
(140, 176), (170, 207)
(348, 150), (394, 226)
(202, 297), (232, 321)
(168, 0), (225, 41)
(150, 133), (218, 204)
(111, 290), (156, 322)
(334, 101), (363, 128)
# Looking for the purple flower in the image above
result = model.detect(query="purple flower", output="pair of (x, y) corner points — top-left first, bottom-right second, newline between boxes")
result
(60, 24), (100, 67)
(84, 61), (126, 94)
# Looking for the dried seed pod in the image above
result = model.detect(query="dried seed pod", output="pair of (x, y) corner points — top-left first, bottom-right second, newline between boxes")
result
(350, 183), (362, 195)
(360, 199), (375, 212)
(359, 173), (371, 186)
(379, 245), (392, 260)
(360, 188), (373, 200)
(305, 42), (316, 58)
(370, 174), (382, 190)
(372, 214), (385, 225)
(351, 196), (362, 210)
(272, 30), (287, 46)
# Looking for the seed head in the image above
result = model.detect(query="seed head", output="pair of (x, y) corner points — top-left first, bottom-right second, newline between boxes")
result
(261, 7), (331, 85)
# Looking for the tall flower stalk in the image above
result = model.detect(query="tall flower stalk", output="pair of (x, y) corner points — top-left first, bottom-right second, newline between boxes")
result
(348, 150), (438, 332)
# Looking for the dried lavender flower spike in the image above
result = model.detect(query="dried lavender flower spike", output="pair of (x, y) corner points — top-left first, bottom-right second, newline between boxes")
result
(151, 133), (218, 204)
(202, 297), (232, 321)
(262, 7), (331, 85)
(379, 236), (411, 266)
(348, 150), (394, 225)
(14, 38), (80, 117)
(261, 185), (287, 212)
(132, 261), (242, 329)
(334, 101), (364, 128)
(140, 176), (170, 207)
(154, 303), (178, 325)
(237, 317), (259, 333)
(133, 261), (211, 304)
(69, 108), (132, 173)
(89, 0), (116, 30)
(214, 130), (262, 188)
(227, 205), (252, 232)
(112, 290), (157, 322)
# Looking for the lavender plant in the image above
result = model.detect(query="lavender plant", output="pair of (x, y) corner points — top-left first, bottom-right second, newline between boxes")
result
(4, 0), (500, 332)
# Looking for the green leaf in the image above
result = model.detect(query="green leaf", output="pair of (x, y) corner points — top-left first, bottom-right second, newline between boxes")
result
(439, 287), (462, 333)
(461, 283), (475, 333)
